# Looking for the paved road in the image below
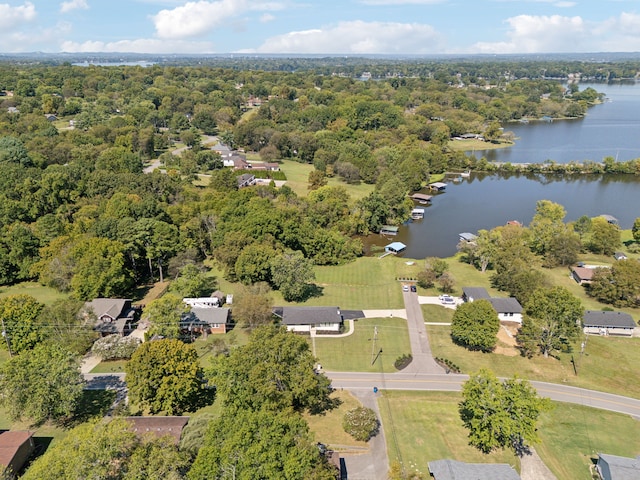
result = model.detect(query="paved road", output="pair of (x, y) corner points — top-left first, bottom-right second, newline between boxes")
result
(401, 291), (445, 374)
(327, 371), (640, 419)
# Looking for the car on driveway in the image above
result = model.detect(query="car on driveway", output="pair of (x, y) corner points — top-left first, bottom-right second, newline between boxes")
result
(402, 285), (409, 292)
(439, 294), (455, 304)
(410, 285), (417, 293)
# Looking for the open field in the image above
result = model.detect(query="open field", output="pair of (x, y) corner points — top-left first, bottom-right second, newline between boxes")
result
(447, 138), (513, 152)
(427, 323), (640, 399)
(279, 159), (375, 200)
(377, 390), (640, 480)
(313, 318), (411, 373)
(0, 282), (69, 305)
(305, 390), (369, 451)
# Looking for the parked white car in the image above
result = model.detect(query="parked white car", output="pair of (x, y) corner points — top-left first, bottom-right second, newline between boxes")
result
(439, 295), (455, 304)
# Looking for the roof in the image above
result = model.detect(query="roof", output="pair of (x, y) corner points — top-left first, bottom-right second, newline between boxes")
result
(281, 306), (342, 326)
(571, 266), (595, 281)
(410, 193), (433, 202)
(429, 182), (448, 189)
(385, 242), (407, 251)
(0, 431), (34, 468)
(125, 417), (189, 445)
(428, 459), (520, 480)
(85, 298), (132, 320)
(185, 307), (229, 326)
(598, 453), (640, 479)
(462, 287), (491, 300)
(459, 232), (478, 242)
(600, 214), (619, 224)
(584, 311), (636, 329)
(381, 225), (400, 232)
(614, 252), (627, 260)
(488, 297), (523, 314)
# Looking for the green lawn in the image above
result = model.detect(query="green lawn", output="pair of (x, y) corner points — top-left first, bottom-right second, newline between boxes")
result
(447, 138), (513, 152)
(377, 390), (640, 480)
(0, 282), (69, 305)
(378, 391), (518, 478)
(427, 324), (640, 399)
(90, 360), (127, 373)
(279, 159), (375, 200)
(313, 318), (411, 373)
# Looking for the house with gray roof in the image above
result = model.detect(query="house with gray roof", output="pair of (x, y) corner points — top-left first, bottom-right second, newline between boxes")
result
(84, 298), (137, 336)
(461, 287), (491, 303)
(428, 459), (520, 480)
(583, 311), (637, 337)
(181, 307), (229, 335)
(488, 297), (523, 323)
(596, 453), (640, 480)
(278, 306), (342, 334)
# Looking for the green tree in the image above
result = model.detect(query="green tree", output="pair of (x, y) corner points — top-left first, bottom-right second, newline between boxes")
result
(308, 169), (328, 190)
(343, 407), (379, 442)
(39, 299), (97, 355)
(0, 343), (83, 424)
(517, 286), (584, 358)
(168, 263), (216, 298)
(124, 435), (190, 480)
(234, 243), (277, 285)
(144, 293), (190, 340)
(232, 284), (274, 330)
(270, 250), (316, 301)
(125, 338), (211, 415)
(572, 215), (592, 239)
(459, 369), (551, 455)
(209, 325), (332, 414)
(189, 408), (337, 480)
(528, 200), (566, 256)
(588, 217), (621, 256)
(543, 229), (581, 267)
(0, 294), (45, 354)
(588, 260), (640, 307)
(633, 217), (640, 244)
(450, 300), (499, 352)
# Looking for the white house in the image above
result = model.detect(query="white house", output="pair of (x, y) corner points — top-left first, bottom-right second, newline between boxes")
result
(583, 311), (637, 337)
(280, 306), (342, 334)
(488, 297), (523, 324)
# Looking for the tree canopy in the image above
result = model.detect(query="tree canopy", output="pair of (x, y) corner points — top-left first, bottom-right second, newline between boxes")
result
(450, 300), (499, 352)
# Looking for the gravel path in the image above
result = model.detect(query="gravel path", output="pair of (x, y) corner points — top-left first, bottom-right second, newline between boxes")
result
(520, 447), (558, 480)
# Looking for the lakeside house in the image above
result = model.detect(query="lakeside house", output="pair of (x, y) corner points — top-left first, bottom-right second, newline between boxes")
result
(384, 242), (407, 254)
(583, 311), (637, 337)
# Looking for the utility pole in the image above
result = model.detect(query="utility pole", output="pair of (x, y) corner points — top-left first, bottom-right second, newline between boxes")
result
(371, 326), (378, 365)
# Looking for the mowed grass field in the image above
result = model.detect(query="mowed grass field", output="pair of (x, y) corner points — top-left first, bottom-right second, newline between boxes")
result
(0, 282), (69, 305)
(377, 390), (640, 480)
(313, 318), (411, 373)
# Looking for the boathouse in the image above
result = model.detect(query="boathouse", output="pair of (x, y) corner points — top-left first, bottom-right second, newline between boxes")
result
(428, 182), (447, 191)
(380, 225), (399, 235)
(600, 214), (619, 225)
(458, 232), (478, 243)
(410, 193), (433, 203)
(411, 208), (425, 219)
(385, 242), (406, 254)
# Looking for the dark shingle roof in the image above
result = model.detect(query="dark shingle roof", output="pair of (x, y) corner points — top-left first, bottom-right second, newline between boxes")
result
(488, 297), (522, 314)
(281, 306), (342, 326)
(428, 459), (520, 480)
(184, 307), (229, 326)
(462, 287), (491, 301)
(598, 453), (640, 479)
(584, 311), (636, 329)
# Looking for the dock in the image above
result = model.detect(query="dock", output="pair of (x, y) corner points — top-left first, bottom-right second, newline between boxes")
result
(428, 182), (447, 192)
(380, 225), (399, 236)
(410, 193), (433, 204)
(411, 208), (425, 219)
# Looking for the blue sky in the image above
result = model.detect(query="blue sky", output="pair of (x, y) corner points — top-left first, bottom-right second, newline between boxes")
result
(1, 0), (640, 54)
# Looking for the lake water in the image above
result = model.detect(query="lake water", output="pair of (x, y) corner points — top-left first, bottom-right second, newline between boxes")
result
(366, 83), (640, 259)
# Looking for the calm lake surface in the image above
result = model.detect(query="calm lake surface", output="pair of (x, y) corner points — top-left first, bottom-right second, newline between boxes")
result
(366, 83), (640, 259)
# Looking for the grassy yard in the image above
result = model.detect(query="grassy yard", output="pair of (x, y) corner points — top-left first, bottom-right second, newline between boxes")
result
(0, 282), (69, 305)
(313, 318), (411, 373)
(90, 359), (127, 373)
(378, 391), (518, 478)
(447, 138), (513, 152)
(279, 159), (374, 200)
(305, 390), (369, 451)
(377, 390), (640, 480)
(427, 323), (640, 399)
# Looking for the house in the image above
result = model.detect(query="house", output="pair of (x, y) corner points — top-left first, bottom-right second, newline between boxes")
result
(461, 287), (491, 303)
(595, 453), (640, 480)
(614, 252), (627, 261)
(236, 173), (256, 188)
(571, 266), (596, 284)
(44, 114), (57, 122)
(181, 307), (230, 335)
(0, 431), (35, 479)
(124, 417), (189, 446)
(84, 298), (137, 336)
(583, 311), (637, 337)
(183, 291), (225, 308)
(385, 242), (406, 254)
(279, 306), (343, 334)
(488, 297), (523, 323)
(428, 459), (520, 480)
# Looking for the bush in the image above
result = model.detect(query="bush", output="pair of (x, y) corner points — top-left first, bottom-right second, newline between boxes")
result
(394, 354), (412, 370)
(343, 407), (379, 442)
(434, 357), (461, 374)
(91, 334), (141, 360)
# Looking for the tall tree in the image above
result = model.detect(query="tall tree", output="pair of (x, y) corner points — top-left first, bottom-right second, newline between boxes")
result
(588, 259), (640, 308)
(143, 293), (190, 339)
(633, 217), (640, 244)
(125, 338), (212, 415)
(231, 283), (274, 330)
(168, 263), (216, 298)
(588, 217), (621, 256)
(0, 294), (45, 354)
(528, 200), (566, 256)
(517, 286), (584, 358)
(450, 300), (500, 352)
(459, 369), (551, 455)
(209, 325), (332, 414)
(189, 408), (337, 480)
(0, 343), (84, 424)
(270, 250), (315, 302)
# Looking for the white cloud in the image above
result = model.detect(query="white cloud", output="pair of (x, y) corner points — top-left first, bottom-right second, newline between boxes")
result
(359, 0), (444, 4)
(243, 20), (443, 54)
(60, 38), (215, 54)
(260, 13), (275, 22)
(0, 22), (71, 53)
(60, 0), (89, 13)
(0, 2), (36, 31)
(152, 0), (284, 39)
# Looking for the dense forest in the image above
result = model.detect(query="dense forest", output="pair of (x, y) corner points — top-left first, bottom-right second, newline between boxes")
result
(0, 59), (638, 300)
